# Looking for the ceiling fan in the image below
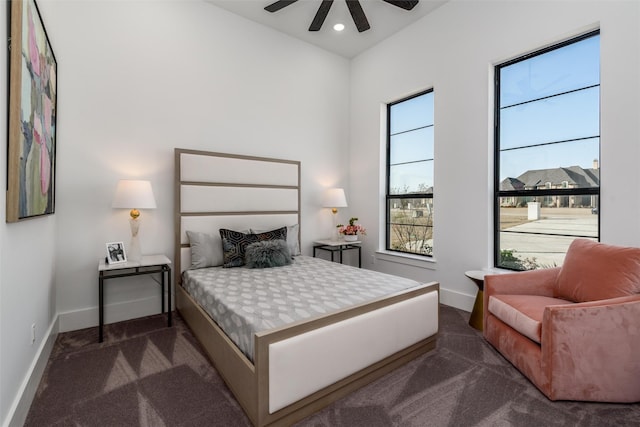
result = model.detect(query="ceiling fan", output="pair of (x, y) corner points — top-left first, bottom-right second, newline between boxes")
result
(264, 0), (420, 33)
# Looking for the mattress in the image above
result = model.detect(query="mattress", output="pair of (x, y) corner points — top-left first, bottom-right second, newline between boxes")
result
(182, 255), (424, 361)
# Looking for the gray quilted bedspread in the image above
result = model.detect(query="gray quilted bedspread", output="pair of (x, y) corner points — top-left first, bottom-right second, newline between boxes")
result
(182, 256), (422, 361)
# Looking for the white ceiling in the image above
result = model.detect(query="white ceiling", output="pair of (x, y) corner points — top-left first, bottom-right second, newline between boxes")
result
(206, 0), (448, 58)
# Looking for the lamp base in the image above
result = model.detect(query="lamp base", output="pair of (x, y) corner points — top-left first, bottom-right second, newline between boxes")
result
(128, 218), (142, 262)
(331, 211), (340, 241)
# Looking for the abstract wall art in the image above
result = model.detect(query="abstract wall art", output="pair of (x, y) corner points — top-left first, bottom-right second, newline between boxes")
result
(7, 0), (57, 222)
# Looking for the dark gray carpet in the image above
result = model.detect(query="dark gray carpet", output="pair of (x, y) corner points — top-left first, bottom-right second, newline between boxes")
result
(25, 306), (639, 426)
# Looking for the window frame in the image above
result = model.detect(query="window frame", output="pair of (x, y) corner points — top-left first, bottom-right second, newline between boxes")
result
(493, 30), (601, 270)
(385, 88), (434, 257)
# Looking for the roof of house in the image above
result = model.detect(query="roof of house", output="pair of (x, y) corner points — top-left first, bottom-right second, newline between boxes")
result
(499, 177), (525, 191)
(500, 165), (599, 190)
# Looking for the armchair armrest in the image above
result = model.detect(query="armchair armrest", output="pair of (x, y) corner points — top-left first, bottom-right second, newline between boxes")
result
(483, 267), (560, 329)
(485, 267), (560, 297)
(542, 295), (640, 402)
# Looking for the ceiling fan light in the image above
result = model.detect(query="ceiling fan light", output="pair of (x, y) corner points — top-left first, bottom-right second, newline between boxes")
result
(266, 0), (420, 33)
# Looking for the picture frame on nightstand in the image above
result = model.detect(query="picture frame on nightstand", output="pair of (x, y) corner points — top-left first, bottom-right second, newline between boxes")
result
(106, 242), (127, 264)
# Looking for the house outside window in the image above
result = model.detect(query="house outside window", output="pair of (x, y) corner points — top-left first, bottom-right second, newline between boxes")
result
(495, 31), (600, 270)
(386, 90), (434, 256)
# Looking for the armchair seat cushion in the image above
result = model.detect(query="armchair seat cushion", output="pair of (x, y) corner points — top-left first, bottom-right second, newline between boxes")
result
(488, 295), (572, 343)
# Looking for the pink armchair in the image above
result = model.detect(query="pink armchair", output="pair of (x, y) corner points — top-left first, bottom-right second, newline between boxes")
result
(483, 239), (640, 402)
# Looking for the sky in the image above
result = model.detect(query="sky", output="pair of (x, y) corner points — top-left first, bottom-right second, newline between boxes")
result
(498, 34), (600, 181)
(389, 91), (434, 193)
(388, 34), (600, 193)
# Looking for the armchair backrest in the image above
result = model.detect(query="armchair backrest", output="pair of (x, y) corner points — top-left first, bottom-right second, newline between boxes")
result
(555, 239), (640, 302)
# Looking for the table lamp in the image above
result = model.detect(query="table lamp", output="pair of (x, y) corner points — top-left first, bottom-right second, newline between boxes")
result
(112, 179), (157, 262)
(322, 188), (347, 240)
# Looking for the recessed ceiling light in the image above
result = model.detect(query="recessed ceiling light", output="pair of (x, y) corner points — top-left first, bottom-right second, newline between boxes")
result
(333, 23), (345, 32)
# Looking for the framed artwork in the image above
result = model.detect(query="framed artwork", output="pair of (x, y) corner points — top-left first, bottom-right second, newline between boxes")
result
(7, 0), (57, 222)
(106, 242), (127, 264)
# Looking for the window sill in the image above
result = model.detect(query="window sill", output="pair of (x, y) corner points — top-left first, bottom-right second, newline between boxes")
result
(374, 250), (437, 270)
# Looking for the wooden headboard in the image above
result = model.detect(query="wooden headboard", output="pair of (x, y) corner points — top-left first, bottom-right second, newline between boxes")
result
(174, 148), (301, 285)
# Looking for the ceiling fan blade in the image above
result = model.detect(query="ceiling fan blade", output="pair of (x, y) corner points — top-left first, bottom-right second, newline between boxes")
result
(346, 0), (370, 32)
(264, 0), (299, 13)
(382, 0), (419, 11)
(309, 0), (334, 31)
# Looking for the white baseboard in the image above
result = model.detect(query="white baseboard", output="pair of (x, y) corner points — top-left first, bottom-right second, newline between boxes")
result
(4, 316), (59, 427)
(59, 289), (471, 325)
(58, 293), (171, 333)
(439, 287), (475, 312)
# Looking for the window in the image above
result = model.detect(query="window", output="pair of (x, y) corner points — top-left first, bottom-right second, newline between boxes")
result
(495, 31), (600, 270)
(386, 90), (434, 256)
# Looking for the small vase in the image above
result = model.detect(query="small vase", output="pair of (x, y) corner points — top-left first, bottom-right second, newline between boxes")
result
(343, 234), (358, 242)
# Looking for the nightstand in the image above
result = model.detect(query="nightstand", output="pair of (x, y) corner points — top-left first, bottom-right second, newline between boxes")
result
(98, 254), (172, 342)
(313, 239), (362, 267)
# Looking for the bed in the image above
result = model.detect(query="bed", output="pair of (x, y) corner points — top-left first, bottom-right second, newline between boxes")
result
(174, 148), (439, 426)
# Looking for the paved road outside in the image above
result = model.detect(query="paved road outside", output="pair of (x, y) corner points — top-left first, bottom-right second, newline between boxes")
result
(500, 208), (598, 267)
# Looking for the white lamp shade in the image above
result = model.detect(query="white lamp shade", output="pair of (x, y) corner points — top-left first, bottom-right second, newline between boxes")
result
(112, 180), (157, 209)
(323, 188), (348, 208)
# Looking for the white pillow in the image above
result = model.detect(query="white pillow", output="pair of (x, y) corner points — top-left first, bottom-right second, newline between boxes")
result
(251, 224), (301, 256)
(186, 231), (224, 268)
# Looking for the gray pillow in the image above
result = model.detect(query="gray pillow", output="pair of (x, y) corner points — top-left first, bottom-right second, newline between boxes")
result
(245, 239), (292, 268)
(186, 231), (223, 269)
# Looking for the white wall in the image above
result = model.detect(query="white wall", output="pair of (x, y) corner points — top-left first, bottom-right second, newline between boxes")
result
(40, 0), (350, 331)
(1, 0), (349, 424)
(349, 0), (640, 309)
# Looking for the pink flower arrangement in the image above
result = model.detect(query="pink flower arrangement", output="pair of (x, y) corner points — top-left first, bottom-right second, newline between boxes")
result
(337, 217), (366, 236)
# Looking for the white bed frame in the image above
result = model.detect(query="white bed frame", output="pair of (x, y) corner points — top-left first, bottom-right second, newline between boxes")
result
(174, 148), (439, 426)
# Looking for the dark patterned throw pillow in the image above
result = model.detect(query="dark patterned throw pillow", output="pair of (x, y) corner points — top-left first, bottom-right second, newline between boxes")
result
(219, 226), (287, 268)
